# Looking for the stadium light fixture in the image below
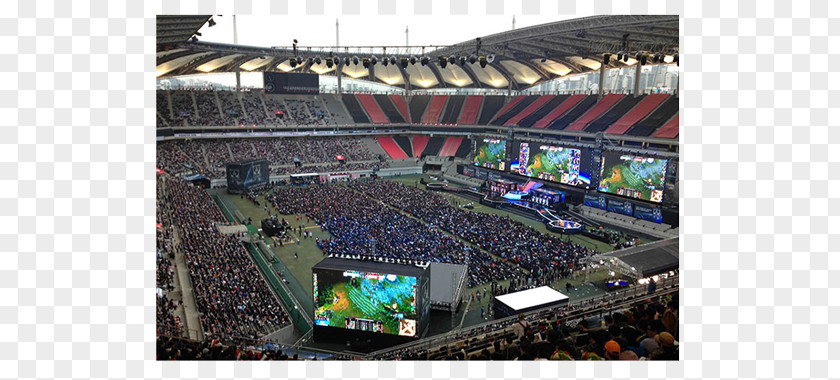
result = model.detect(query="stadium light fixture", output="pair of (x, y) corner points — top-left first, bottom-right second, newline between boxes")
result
(469, 55), (477, 64)
(400, 57), (409, 69)
(640, 54), (647, 65)
(344, 57), (351, 66)
(409, 56), (417, 65)
(307, 57), (314, 65)
(674, 54), (679, 66)
(478, 56), (487, 68)
(487, 54), (495, 63)
(382, 57), (389, 67)
(439, 56), (447, 68)
(352, 56), (359, 65)
(362, 57), (370, 69)
(459, 56), (467, 66)
(448, 56), (456, 65)
(289, 57), (298, 68)
(315, 56), (322, 65)
(371, 56), (378, 66)
(325, 57), (333, 68)
(390, 56), (397, 65)
(603, 53), (610, 65)
(420, 56), (429, 66)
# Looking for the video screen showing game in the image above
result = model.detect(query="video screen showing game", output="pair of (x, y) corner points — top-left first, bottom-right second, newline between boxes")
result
(598, 154), (668, 203)
(473, 139), (506, 171)
(313, 269), (418, 337)
(519, 143), (581, 186)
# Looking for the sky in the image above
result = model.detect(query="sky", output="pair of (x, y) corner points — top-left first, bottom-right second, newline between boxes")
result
(195, 14), (575, 50)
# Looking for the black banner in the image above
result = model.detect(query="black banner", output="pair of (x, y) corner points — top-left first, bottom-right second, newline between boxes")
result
(263, 72), (320, 94)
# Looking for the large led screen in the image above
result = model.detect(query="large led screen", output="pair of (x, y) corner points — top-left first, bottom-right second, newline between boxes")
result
(313, 269), (419, 337)
(518, 143), (581, 186)
(598, 154), (667, 203)
(473, 139), (506, 171)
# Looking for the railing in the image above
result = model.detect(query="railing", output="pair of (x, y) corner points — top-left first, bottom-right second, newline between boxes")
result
(366, 274), (678, 358)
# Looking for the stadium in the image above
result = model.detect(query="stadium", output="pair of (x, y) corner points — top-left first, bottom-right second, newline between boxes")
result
(156, 15), (680, 361)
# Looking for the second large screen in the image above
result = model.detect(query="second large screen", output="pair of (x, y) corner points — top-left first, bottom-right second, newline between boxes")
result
(598, 154), (667, 203)
(473, 139), (506, 171)
(518, 143), (581, 185)
(313, 269), (418, 337)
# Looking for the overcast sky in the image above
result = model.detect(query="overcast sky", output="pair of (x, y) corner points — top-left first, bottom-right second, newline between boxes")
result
(196, 14), (574, 49)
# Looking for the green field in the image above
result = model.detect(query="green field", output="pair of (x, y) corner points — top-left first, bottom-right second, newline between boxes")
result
(211, 175), (639, 329)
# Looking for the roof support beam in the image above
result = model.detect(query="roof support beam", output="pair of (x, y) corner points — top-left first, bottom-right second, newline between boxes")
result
(170, 52), (224, 76)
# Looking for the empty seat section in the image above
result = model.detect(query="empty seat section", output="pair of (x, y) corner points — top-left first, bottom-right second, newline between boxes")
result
(440, 95), (465, 124)
(341, 94), (371, 123)
(421, 95), (448, 124)
(491, 95), (536, 126)
(566, 93), (624, 131)
(532, 95), (585, 129)
(371, 94), (405, 123)
(626, 96), (679, 136)
(355, 94), (389, 124)
(458, 95), (483, 125)
(438, 137), (463, 157)
(505, 95), (555, 127)
(422, 137), (445, 156)
(389, 95), (411, 123)
(517, 95), (568, 128)
(651, 115), (679, 139)
(411, 136), (429, 158)
(605, 94), (670, 135)
(393, 136), (413, 157)
(546, 95), (597, 130)
(584, 95), (643, 133)
(453, 138), (473, 158)
(375, 136), (408, 159)
(408, 95), (431, 123)
(477, 96), (506, 125)
(488, 95), (524, 125)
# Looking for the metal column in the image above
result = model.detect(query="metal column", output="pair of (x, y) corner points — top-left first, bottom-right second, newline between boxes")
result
(598, 62), (605, 100)
(633, 59), (642, 97)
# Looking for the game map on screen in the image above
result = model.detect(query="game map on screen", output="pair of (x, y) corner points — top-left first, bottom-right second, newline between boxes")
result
(598, 154), (667, 203)
(473, 139), (506, 171)
(519, 143), (581, 185)
(314, 270), (418, 337)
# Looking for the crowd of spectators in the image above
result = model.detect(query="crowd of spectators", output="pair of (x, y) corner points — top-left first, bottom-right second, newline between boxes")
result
(251, 138), (302, 166)
(267, 161), (389, 176)
(262, 95), (289, 126)
(239, 91), (268, 126)
(163, 175), (289, 343)
(202, 139), (232, 171)
(157, 335), (308, 361)
(285, 99), (324, 125)
(156, 178), (183, 337)
(217, 91), (243, 126)
(265, 184), (519, 287)
(158, 137), (387, 179)
(191, 91), (225, 126)
(228, 140), (256, 162)
(349, 180), (596, 288)
(169, 91), (194, 126)
(376, 291), (678, 361)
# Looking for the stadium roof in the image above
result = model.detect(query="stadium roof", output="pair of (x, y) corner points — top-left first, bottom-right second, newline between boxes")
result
(156, 15), (679, 90)
(156, 15), (213, 45)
